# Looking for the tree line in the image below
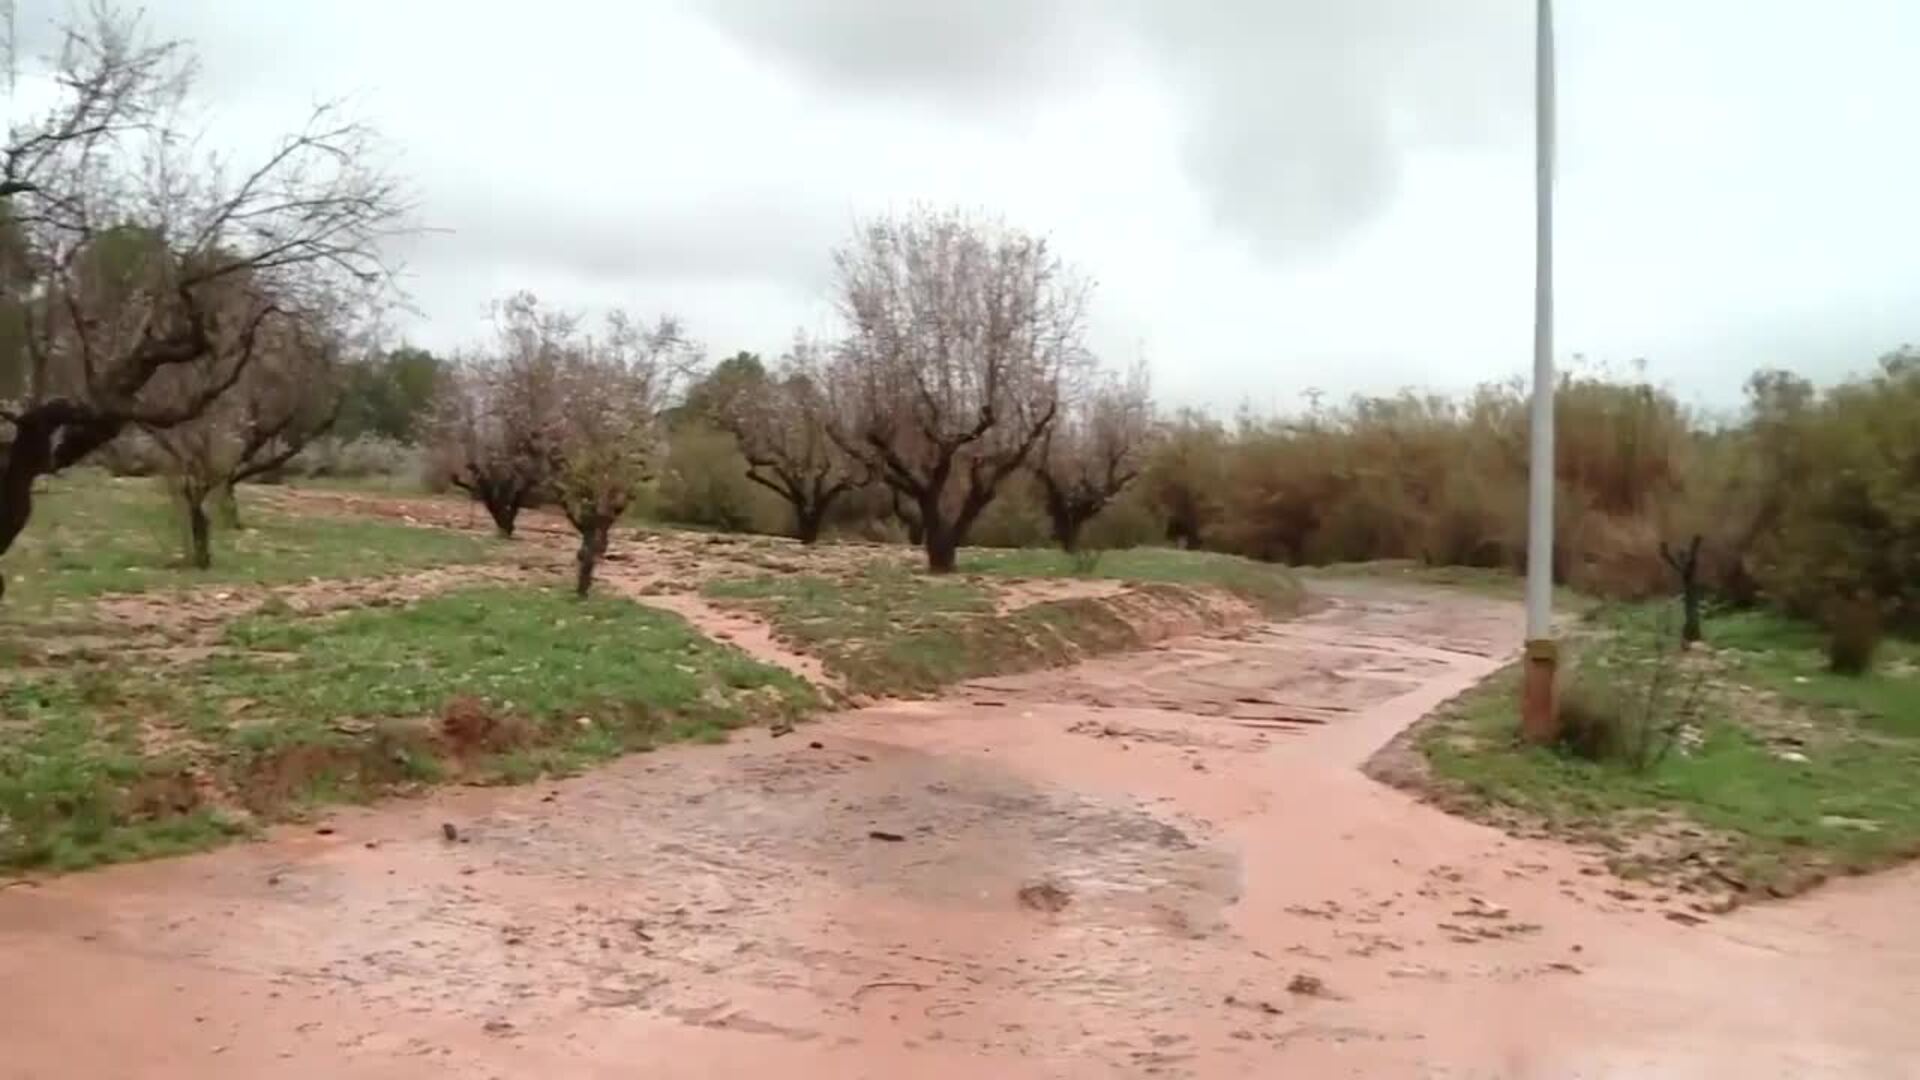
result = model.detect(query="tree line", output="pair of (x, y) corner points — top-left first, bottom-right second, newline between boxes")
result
(422, 208), (1152, 593)
(6, 9), (1914, 671)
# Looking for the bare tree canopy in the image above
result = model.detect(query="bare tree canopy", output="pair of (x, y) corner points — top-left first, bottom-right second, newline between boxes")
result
(550, 304), (696, 597)
(710, 334), (865, 544)
(0, 4), (411, 598)
(428, 291), (694, 595)
(1031, 361), (1153, 553)
(142, 298), (351, 568)
(426, 294), (572, 538)
(825, 208), (1089, 572)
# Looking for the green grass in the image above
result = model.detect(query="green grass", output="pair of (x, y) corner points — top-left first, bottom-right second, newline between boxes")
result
(963, 547), (1306, 616)
(706, 549), (1301, 696)
(0, 680), (249, 869)
(0, 586), (816, 871)
(1405, 603), (1920, 893)
(0, 471), (498, 611)
(1701, 609), (1920, 736)
(201, 585), (813, 730)
(704, 565), (1002, 695)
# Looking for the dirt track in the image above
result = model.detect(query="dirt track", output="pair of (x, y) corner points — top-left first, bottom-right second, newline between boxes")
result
(3, 584), (1916, 1078)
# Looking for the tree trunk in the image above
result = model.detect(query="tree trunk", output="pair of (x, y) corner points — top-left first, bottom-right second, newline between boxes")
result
(924, 522), (960, 574)
(794, 503), (826, 545)
(0, 460), (32, 602)
(1661, 535), (1706, 648)
(574, 522), (609, 598)
(890, 491), (925, 546)
(186, 494), (213, 570)
(1, 404), (134, 599)
(1681, 579), (1703, 645)
(484, 496), (519, 539)
(1053, 511), (1086, 554)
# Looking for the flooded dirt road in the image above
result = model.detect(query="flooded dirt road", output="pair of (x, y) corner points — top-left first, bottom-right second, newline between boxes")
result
(3, 585), (1916, 1078)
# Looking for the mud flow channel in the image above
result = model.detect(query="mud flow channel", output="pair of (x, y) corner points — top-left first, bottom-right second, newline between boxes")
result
(3, 583), (1916, 1078)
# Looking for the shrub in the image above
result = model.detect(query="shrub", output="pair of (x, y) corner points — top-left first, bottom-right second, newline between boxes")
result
(967, 479), (1051, 549)
(1081, 486), (1161, 551)
(1553, 611), (1703, 773)
(653, 423), (784, 534)
(1749, 353), (1920, 631)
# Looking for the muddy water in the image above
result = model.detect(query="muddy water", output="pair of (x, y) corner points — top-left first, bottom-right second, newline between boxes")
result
(3, 584), (1916, 1078)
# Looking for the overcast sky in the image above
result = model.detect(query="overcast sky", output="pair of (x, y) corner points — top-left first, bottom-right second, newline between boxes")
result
(10, 1), (1918, 413)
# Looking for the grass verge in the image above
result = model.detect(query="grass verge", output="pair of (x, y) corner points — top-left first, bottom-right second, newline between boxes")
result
(1, 586), (815, 871)
(1378, 602), (1920, 899)
(706, 550), (1302, 696)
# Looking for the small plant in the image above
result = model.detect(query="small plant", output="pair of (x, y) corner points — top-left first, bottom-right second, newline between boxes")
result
(1826, 596), (1881, 676)
(1554, 609), (1704, 772)
(1069, 547), (1105, 577)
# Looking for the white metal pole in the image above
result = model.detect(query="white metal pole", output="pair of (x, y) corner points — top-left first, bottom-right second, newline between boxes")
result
(1525, 0), (1556, 642)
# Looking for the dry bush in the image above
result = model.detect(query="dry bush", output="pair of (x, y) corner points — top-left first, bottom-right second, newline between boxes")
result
(1179, 369), (1693, 601)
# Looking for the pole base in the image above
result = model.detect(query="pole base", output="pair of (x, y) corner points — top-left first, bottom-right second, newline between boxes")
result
(1520, 638), (1561, 745)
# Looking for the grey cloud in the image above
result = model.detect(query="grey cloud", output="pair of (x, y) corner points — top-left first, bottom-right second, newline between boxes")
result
(410, 187), (847, 293)
(697, 0), (1093, 102)
(694, 0), (1529, 255)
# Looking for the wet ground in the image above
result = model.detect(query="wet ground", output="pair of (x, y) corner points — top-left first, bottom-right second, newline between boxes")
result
(2, 583), (1916, 1078)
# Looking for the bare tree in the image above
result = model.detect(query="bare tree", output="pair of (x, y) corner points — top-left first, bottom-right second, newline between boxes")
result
(0, 7), (409, 599)
(425, 295), (570, 538)
(711, 336), (865, 544)
(1031, 362), (1152, 553)
(825, 209), (1089, 573)
(143, 303), (346, 568)
(548, 306), (694, 598)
